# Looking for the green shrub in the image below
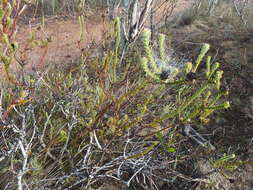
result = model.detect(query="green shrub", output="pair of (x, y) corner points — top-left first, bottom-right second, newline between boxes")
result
(140, 28), (229, 124)
(0, 4), (230, 188)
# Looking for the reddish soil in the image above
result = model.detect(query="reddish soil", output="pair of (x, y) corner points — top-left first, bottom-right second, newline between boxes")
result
(13, 11), (109, 72)
(1, 0), (193, 75)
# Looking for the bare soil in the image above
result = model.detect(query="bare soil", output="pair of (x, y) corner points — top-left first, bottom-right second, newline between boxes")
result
(13, 11), (108, 72)
(2, 0), (193, 74)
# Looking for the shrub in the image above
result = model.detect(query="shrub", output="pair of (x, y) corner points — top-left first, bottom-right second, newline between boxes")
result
(1, 14), (228, 190)
(0, 1), (230, 189)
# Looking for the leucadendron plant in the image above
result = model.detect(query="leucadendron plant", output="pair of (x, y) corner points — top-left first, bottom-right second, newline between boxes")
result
(140, 28), (229, 124)
(0, 15), (230, 189)
(0, 16), (163, 189)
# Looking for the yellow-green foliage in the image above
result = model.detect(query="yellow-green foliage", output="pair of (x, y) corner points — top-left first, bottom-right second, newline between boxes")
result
(0, 0), (48, 83)
(0, 15), (231, 189)
(211, 153), (244, 181)
(158, 33), (166, 62)
(141, 57), (160, 80)
(141, 29), (181, 83)
(142, 29), (160, 74)
(0, 2), (16, 80)
(140, 29), (229, 124)
(78, 15), (85, 42)
(192, 43), (210, 73)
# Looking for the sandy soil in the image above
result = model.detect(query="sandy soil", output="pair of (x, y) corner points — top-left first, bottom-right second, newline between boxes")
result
(13, 11), (108, 71)
(2, 0), (193, 74)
